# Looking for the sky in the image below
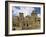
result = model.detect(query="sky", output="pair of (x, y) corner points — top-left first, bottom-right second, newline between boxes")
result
(12, 6), (40, 17)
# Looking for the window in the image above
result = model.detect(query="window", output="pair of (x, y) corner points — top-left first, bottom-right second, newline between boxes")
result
(38, 20), (40, 24)
(27, 24), (28, 26)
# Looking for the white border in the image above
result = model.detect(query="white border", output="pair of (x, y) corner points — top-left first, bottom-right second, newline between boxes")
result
(8, 2), (43, 34)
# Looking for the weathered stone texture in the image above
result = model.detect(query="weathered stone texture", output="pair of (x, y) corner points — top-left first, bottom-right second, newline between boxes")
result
(12, 11), (40, 30)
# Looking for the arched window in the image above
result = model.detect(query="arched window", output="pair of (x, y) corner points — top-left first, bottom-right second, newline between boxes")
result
(38, 20), (40, 24)
(27, 24), (28, 27)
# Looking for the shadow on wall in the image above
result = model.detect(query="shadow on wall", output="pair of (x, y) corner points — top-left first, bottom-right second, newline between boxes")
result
(5, 36), (13, 37)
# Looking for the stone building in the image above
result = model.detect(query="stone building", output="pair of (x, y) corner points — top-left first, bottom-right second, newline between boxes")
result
(12, 11), (40, 30)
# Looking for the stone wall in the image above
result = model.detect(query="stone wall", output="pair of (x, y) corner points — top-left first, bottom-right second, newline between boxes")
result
(12, 11), (40, 30)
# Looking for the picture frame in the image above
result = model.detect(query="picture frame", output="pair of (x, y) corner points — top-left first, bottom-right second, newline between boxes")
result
(5, 1), (45, 36)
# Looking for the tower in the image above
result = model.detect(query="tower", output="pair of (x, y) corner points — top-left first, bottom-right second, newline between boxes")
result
(31, 10), (37, 16)
(19, 13), (24, 17)
(19, 13), (24, 29)
(19, 13), (24, 21)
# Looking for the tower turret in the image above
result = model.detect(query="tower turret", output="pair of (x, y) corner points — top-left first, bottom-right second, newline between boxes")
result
(31, 10), (37, 16)
(19, 13), (24, 17)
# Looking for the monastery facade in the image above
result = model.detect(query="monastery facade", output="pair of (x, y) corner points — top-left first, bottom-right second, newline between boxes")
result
(12, 11), (40, 30)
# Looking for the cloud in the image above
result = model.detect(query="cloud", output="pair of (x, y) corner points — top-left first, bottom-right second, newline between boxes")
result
(37, 14), (40, 17)
(12, 6), (35, 17)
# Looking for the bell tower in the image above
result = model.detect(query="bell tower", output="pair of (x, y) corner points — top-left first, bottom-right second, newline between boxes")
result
(19, 13), (24, 17)
(31, 10), (37, 16)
